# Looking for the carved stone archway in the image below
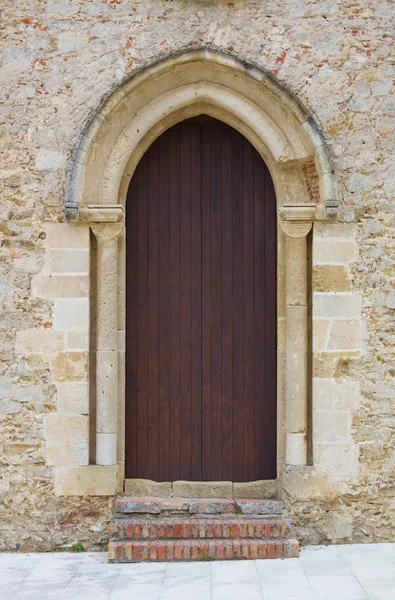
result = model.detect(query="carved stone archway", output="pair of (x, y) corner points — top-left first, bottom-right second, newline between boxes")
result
(60, 47), (338, 495)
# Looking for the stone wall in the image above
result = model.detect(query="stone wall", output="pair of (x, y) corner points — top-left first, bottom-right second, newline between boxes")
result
(1, 0), (395, 550)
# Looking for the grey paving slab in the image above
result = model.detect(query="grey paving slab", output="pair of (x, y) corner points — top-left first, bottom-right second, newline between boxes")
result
(0, 544), (395, 600)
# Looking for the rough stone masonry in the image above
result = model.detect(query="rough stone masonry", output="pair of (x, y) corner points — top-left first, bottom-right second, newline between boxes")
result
(1, 0), (395, 551)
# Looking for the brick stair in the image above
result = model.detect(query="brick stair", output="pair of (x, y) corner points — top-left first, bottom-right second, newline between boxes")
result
(108, 496), (299, 562)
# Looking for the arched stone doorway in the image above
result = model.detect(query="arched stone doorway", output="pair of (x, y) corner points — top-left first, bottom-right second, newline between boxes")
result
(54, 48), (339, 496)
(125, 116), (277, 483)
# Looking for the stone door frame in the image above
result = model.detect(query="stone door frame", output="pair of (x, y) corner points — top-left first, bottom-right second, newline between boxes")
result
(53, 48), (340, 495)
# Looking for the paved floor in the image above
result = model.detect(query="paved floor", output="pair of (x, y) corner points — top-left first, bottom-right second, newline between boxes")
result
(1, 544), (395, 599)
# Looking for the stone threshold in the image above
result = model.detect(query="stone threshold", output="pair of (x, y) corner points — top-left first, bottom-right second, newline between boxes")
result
(124, 478), (277, 499)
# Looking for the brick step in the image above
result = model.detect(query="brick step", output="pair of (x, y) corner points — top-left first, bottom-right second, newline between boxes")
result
(108, 538), (299, 562)
(109, 517), (296, 540)
(114, 496), (283, 516)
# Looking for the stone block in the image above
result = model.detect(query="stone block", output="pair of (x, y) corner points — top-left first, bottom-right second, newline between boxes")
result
(313, 319), (330, 351)
(57, 381), (89, 414)
(314, 443), (360, 481)
(32, 275), (89, 298)
(51, 352), (88, 382)
(333, 379), (361, 410)
(54, 465), (120, 496)
(327, 319), (361, 351)
(313, 265), (351, 292)
(43, 223), (89, 249)
(172, 480), (233, 498)
(15, 329), (65, 354)
(314, 239), (358, 265)
(235, 499), (282, 515)
(44, 414), (89, 441)
(124, 479), (172, 497)
(35, 149), (66, 171)
(189, 498), (235, 514)
(65, 331), (89, 350)
(53, 298), (89, 331)
(312, 378), (334, 410)
(46, 439), (89, 466)
(313, 410), (351, 443)
(314, 293), (361, 318)
(314, 223), (356, 239)
(45, 249), (89, 275)
(115, 497), (162, 514)
(233, 480), (277, 500)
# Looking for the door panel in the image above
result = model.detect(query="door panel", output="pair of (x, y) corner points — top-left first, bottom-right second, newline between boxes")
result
(125, 116), (277, 481)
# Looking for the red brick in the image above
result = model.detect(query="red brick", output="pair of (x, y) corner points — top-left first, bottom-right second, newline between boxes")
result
(264, 520), (271, 538)
(275, 541), (283, 558)
(157, 524), (165, 538)
(258, 541), (267, 559)
(255, 522), (263, 538)
(150, 523), (158, 538)
(174, 524), (182, 538)
(272, 522), (280, 538)
(222, 523), (230, 538)
(225, 541), (233, 559)
(199, 542), (208, 560)
(174, 542), (183, 560)
(116, 542), (123, 562)
(232, 540), (241, 558)
(217, 542), (225, 559)
(158, 542), (167, 561)
(141, 543), (149, 561)
(150, 541), (157, 560)
(165, 524), (174, 537)
(239, 522), (247, 537)
(182, 523), (190, 538)
(133, 544), (141, 561)
(241, 541), (250, 559)
(167, 541), (174, 561)
(190, 520), (198, 538)
(126, 522), (134, 538)
(231, 522), (239, 538)
(214, 523), (222, 538)
(108, 522), (116, 536)
(208, 540), (217, 559)
(267, 541), (275, 559)
(191, 540), (199, 560)
(206, 523), (215, 538)
(247, 522), (254, 538)
(182, 542), (191, 560)
(250, 542), (258, 559)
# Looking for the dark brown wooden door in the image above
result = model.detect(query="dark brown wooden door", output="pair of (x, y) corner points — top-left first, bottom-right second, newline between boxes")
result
(125, 116), (277, 482)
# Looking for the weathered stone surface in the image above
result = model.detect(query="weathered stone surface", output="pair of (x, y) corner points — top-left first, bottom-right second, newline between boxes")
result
(233, 480), (277, 500)
(313, 266), (351, 293)
(124, 479), (172, 498)
(189, 498), (236, 515)
(173, 481), (233, 499)
(115, 497), (162, 515)
(236, 500), (283, 516)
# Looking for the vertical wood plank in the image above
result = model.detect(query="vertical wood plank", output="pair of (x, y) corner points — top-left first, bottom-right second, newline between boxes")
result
(201, 124), (212, 481)
(158, 132), (171, 481)
(231, 128), (244, 482)
(242, 136), (256, 482)
(180, 126), (192, 479)
(125, 166), (139, 478)
(210, 124), (223, 480)
(136, 152), (149, 478)
(221, 125), (233, 481)
(169, 127), (182, 481)
(190, 124), (202, 481)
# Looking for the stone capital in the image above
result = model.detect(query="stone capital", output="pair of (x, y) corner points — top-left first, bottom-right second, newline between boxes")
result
(79, 204), (124, 224)
(91, 222), (123, 242)
(280, 204), (315, 238)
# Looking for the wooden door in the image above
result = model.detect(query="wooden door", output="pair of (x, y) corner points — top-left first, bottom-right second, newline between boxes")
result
(125, 116), (277, 482)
